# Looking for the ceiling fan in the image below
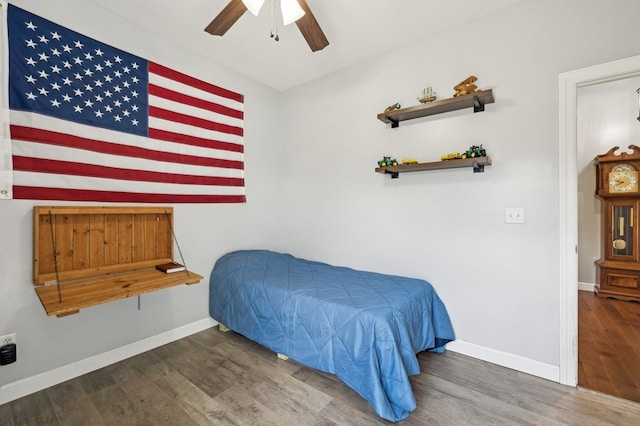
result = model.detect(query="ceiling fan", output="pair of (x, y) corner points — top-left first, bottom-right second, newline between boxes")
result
(204, 0), (329, 52)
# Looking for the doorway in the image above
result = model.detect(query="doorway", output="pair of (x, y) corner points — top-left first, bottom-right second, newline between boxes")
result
(559, 54), (640, 387)
(575, 76), (640, 402)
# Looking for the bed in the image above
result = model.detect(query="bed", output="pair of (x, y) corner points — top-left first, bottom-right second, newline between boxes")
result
(209, 249), (455, 422)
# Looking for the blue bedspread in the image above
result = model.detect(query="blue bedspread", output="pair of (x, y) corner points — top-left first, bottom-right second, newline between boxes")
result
(209, 250), (455, 421)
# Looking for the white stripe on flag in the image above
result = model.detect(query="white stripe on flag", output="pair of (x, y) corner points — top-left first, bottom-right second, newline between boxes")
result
(0, 1), (12, 199)
(148, 115), (243, 146)
(149, 72), (244, 113)
(13, 171), (245, 196)
(149, 94), (243, 129)
(12, 141), (244, 179)
(11, 111), (244, 162)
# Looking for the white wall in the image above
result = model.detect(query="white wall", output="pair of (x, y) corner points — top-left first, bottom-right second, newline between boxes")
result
(0, 0), (283, 398)
(277, 0), (640, 371)
(577, 77), (640, 285)
(4, 0), (640, 403)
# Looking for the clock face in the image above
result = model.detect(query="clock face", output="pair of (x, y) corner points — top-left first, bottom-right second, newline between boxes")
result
(609, 170), (639, 193)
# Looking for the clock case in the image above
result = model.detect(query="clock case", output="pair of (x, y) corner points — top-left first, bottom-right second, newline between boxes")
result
(593, 144), (640, 301)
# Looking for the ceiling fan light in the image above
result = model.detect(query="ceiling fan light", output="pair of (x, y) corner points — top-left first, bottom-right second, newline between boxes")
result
(281, 0), (305, 25)
(242, 0), (265, 16)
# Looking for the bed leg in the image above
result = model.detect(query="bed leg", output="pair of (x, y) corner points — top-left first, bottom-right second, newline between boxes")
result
(218, 323), (230, 332)
(277, 353), (289, 360)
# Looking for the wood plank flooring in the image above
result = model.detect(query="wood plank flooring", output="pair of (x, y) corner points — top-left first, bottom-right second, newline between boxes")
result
(578, 290), (640, 402)
(3, 325), (640, 425)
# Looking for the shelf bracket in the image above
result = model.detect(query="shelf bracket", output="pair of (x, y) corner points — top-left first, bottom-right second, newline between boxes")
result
(384, 170), (399, 179)
(472, 95), (485, 113)
(389, 118), (399, 128)
(472, 161), (485, 173)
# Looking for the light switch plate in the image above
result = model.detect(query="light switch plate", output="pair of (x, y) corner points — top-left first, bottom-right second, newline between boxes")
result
(505, 207), (525, 224)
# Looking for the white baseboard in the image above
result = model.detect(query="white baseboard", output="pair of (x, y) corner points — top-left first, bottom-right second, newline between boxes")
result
(578, 282), (595, 292)
(1, 319), (564, 405)
(0, 317), (217, 405)
(445, 339), (560, 383)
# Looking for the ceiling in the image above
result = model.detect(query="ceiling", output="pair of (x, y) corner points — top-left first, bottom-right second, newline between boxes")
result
(88, 0), (524, 92)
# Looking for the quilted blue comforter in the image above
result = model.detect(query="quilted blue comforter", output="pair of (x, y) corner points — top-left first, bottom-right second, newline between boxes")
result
(209, 250), (455, 421)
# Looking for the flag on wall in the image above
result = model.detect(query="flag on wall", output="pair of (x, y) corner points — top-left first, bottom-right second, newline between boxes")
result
(0, 4), (245, 203)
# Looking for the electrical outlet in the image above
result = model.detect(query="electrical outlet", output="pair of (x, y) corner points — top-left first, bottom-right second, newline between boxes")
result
(0, 333), (16, 346)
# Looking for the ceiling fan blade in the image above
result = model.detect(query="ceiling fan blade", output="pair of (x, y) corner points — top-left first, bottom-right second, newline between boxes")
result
(205, 0), (248, 36)
(295, 0), (329, 52)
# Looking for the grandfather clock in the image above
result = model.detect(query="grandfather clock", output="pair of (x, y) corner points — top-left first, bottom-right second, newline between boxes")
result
(594, 145), (640, 301)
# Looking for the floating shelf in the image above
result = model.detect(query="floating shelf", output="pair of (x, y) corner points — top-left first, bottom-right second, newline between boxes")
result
(377, 89), (494, 128)
(375, 157), (492, 178)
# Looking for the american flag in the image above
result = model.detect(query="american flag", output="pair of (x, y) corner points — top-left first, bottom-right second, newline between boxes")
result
(1, 4), (245, 203)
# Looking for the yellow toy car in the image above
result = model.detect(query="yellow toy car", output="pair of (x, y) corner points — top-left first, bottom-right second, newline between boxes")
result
(441, 152), (461, 160)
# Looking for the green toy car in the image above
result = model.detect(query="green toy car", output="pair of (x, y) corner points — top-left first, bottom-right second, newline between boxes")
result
(461, 144), (487, 159)
(378, 156), (398, 167)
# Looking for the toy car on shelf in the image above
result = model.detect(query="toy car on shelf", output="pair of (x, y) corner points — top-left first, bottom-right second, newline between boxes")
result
(441, 152), (461, 160)
(461, 144), (487, 159)
(402, 158), (418, 165)
(384, 103), (401, 113)
(377, 156), (398, 167)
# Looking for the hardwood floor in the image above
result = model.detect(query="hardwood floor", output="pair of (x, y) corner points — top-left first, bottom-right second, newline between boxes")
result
(3, 325), (640, 425)
(578, 290), (640, 402)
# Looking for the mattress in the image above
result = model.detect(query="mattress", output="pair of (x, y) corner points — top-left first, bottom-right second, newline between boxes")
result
(209, 249), (455, 421)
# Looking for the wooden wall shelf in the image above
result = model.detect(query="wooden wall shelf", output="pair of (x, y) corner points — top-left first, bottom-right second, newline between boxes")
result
(375, 157), (491, 178)
(377, 89), (494, 128)
(33, 206), (202, 317)
(35, 268), (203, 317)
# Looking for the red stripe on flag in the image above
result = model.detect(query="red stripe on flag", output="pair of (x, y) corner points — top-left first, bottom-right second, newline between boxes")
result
(149, 62), (244, 104)
(13, 156), (245, 187)
(149, 106), (243, 137)
(13, 186), (247, 203)
(149, 128), (243, 154)
(149, 84), (243, 120)
(10, 125), (244, 170)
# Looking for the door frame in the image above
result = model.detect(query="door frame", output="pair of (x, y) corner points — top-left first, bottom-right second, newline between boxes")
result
(559, 54), (640, 386)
